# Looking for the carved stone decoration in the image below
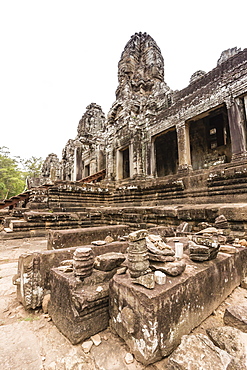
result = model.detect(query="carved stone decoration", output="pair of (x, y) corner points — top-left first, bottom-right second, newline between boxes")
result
(127, 229), (150, 278)
(189, 70), (206, 84)
(189, 236), (220, 262)
(94, 252), (125, 271)
(61, 139), (75, 181)
(41, 153), (60, 181)
(73, 247), (94, 279)
(13, 253), (43, 310)
(77, 103), (105, 139)
(217, 47), (241, 65)
(146, 234), (175, 255)
(117, 32), (165, 98)
(128, 238), (150, 278)
(215, 214), (229, 229)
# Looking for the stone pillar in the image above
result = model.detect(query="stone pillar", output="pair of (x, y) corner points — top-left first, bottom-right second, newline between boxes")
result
(244, 96), (247, 118)
(129, 142), (134, 178)
(73, 146), (83, 181)
(227, 98), (247, 161)
(150, 138), (156, 177)
(116, 149), (122, 180)
(145, 140), (152, 177)
(105, 147), (115, 181)
(73, 147), (77, 181)
(176, 121), (192, 174)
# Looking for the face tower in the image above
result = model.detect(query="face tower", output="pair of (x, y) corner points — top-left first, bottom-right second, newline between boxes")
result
(116, 32), (165, 99)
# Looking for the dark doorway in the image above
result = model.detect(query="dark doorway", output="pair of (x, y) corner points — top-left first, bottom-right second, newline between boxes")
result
(85, 164), (90, 177)
(122, 147), (130, 179)
(155, 129), (178, 177)
(190, 106), (231, 170)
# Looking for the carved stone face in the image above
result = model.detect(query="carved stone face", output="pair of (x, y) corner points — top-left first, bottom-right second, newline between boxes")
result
(117, 32), (164, 97)
(77, 103), (105, 137)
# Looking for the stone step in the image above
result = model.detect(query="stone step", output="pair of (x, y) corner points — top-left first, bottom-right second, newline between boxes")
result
(3, 227), (13, 233)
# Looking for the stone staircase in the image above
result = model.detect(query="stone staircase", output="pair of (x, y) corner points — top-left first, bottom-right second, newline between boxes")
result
(2, 163), (247, 238)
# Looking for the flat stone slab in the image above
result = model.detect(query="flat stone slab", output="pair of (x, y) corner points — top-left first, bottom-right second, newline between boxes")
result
(47, 224), (129, 249)
(109, 247), (247, 365)
(0, 322), (43, 370)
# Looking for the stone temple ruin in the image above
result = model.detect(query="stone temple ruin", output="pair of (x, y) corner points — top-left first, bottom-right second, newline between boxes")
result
(2, 32), (247, 366)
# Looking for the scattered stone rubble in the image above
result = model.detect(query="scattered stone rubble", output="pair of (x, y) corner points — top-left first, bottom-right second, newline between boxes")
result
(9, 218), (247, 366)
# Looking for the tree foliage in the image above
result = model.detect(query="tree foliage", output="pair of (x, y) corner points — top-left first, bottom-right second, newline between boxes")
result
(0, 147), (44, 200)
(21, 156), (44, 178)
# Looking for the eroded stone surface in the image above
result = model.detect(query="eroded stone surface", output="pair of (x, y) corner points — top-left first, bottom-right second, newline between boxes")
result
(48, 267), (110, 344)
(224, 305), (247, 332)
(94, 252), (126, 271)
(206, 326), (247, 368)
(128, 229), (148, 242)
(109, 248), (247, 365)
(132, 271), (155, 289)
(150, 260), (186, 276)
(189, 240), (220, 261)
(167, 334), (233, 370)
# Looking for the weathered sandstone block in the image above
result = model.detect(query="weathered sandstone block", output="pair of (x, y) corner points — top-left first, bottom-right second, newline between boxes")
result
(109, 248), (247, 365)
(48, 267), (119, 344)
(47, 225), (129, 249)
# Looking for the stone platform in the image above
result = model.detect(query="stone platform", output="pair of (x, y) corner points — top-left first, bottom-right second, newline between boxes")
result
(109, 248), (247, 365)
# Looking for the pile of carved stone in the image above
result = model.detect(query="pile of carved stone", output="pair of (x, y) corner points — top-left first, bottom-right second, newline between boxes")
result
(127, 229), (186, 289)
(188, 214), (247, 261)
(47, 228), (189, 342)
(189, 233), (220, 262)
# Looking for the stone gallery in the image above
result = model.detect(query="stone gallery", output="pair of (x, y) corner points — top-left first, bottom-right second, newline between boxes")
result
(2, 32), (247, 367)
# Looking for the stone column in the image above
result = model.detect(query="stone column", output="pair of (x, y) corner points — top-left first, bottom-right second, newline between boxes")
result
(105, 146), (115, 181)
(244, 96), (247, 118)
(227, 98), (247, 161)
(73, 147), (77, 181)
(73, 145), (83, 181)
(145, 140), (152, 177)
(176, 121), (192, 174)
(129, 142), (134, 178)
(116, 149), (122, 180)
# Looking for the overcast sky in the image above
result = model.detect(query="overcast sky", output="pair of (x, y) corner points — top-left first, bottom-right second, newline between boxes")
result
(1, 0), (246, 162)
